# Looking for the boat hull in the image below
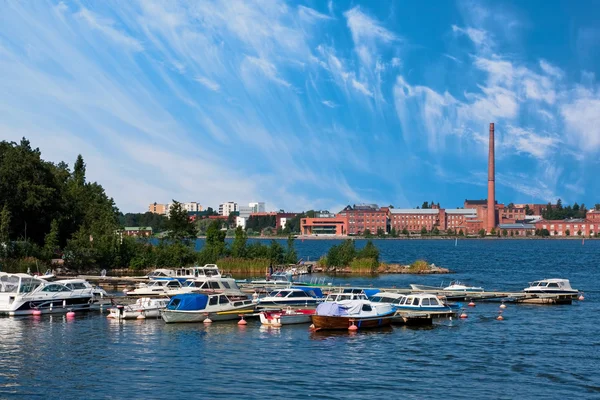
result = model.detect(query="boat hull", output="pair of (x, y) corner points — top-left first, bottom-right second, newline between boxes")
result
(108, 308), (163, 320)
(311, 313), (394, 331)
(260, 309), (314, 326)
(162, 304), (255, 324)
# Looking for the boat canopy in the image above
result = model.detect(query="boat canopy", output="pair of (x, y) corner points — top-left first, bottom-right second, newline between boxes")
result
(341, 288), (380, 297)
(291, 286), (324, 298)
(166, 294), (209, 311)
(316, 302), (348, 316)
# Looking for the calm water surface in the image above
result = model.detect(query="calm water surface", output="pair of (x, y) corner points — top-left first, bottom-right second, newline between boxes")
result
(1, 240), (599, 399)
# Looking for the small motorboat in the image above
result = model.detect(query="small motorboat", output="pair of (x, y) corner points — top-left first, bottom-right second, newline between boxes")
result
(257, 287), (324, 307)
(394, 293), (457, 312)
(323, 288), (380, 302)
(443, 282), (484, 293)
(523, 279), (579, 295)
(259, 308), (315, 326)
(161, 293), (255, 324)
(126, 279), (184, 296)
(108, 297), (169, 320)
(369, 292), (407, 309)
(311, 300), (395, 331)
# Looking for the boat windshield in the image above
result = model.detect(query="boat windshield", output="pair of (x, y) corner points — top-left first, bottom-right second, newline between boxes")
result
(0, 275), (21, 293)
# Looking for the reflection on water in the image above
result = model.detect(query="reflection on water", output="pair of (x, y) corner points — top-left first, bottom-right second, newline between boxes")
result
(1, 240), (600, 399)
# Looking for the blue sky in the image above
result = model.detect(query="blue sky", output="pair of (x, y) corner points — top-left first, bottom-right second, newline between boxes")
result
(1, 1), (599, 213)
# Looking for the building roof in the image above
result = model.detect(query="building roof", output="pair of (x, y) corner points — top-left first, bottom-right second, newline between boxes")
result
(123, 226), (153, 231)
(389, 209), (439, 215)
(498, 223), (536, 229)
(445, 209), (477, 215)
(465, 199), (487, 205)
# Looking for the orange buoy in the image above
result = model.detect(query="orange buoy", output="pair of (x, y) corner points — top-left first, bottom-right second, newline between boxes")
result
(204, 318), (213, 324)
(497, 315), (504, 321)
(238, 317), (247, 325)
(468, 301), (476, 307)
(578, 295), (585, 301)
(32, 309), (42, 316)
(499, 303), (507, 309)
(348, 323), (358, 331)
(66, 311), (75, 318)
(459, 312), (468, 319)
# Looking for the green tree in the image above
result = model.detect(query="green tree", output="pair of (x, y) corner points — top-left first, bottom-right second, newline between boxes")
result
(421, 201), (429, 209)
(402, 228), (409, 235)
(358, 240), (379, 263)
(565, 229), (571, 236)
(421, 226), (428, 235)
(459, 229), (464, 236)
(364, 229), (372, 238)
(525, 205), (534, 215)
(490, 227), (496, 235)
(166, 200), (197, 242)
(268, 240), (284, 264)
(230, 226), (248, 258)
(0, 204), (10, 246)
(478, 229), (486, 237)
(447, 228), (454, 236)
(433, 227), (440, 235)
(197, 221), (227, 264)
(541, 229), (550, 237)
(577, 230), (582, 236)
(284, 235), (297, 264)
(595, 204), (600, 211)
(376, 228), (385, 237)
(390, 227), (397, 237)
(502, 229), (508, 237)
(43, 219), (60, 260)
(510, 230), (514, 237)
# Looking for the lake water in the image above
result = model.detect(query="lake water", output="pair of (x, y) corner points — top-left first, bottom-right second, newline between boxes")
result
(1, 239), (599, 399)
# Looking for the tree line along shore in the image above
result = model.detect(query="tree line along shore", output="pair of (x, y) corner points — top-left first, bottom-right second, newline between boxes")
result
(1, 138), (445, 275)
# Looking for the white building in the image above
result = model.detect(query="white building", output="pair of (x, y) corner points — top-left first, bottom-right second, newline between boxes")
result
(249, 202), (266, 213)
(219, 202), (238, 217)
(236, 216), (247, 229)
(182, 202), (202, 212)
(238, 206), (253, 219)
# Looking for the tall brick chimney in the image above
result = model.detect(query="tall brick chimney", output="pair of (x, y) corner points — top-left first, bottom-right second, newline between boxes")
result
(487, 123), (496, 233)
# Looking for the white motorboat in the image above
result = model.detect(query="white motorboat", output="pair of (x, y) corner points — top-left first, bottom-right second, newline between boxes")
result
(443, 282), (484, 293)
(394, 293), (457, 312)
(523, 279), (579, 295)
(257, 287), (324, 308)
(56, 278), (108, 302)
(161, 293), (255, 323)
(108, 297), (169, 320)
(323, 288), (380, 302)
(126, 279), (184, 296)
(183, 276), (245, 297)
(369, 292), (407, 308)
(145, 269), (176, 279)
(0, 273), (94, 315)
(259, 308), (315, 326)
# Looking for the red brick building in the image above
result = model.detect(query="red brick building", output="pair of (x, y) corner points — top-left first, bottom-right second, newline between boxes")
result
(536, 212), (600, 237)
(389, 209), (440, 232)
(300, 215), (348, 236)
(338, 204), (388, 235)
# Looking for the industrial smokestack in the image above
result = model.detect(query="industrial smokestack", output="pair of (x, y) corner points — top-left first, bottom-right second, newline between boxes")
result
(487, 123), (496, 233)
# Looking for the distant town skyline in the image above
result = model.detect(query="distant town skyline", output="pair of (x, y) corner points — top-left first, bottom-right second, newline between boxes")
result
(1, 1), (599, 213)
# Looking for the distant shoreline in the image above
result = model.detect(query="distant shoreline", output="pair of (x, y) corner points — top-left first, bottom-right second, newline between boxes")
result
(195, 235), (597, 240)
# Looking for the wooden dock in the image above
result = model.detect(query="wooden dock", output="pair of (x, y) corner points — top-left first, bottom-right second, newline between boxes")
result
(73, 275), (580, 305)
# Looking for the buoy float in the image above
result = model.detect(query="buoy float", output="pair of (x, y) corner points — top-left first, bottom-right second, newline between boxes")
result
(137, 314), (146, 319)
(204, 318), (213, 324)
(468, 301), (476, 307)
(66, 311), (75, 319)
(238, 317), (247, 325)
(578, 295), (585, 301)
(348, 323), (358, 331)
(500, 303), (507, 309)
(497, 315), (504, 321)
(309, 324), (315, 330)
(32, 309), (42, 316)
(459, 312), (468, 319)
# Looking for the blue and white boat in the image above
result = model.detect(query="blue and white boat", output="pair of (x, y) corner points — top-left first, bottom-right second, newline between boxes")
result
(161, 293), (255, 323)
(257, 287), (324, 307)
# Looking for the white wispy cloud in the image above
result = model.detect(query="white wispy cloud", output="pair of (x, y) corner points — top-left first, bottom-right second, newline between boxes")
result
(298, 5), (332, 22)
(560, 86), (600, 151)
(194, 76), (220, 92)
(452, 24), (491, 51)
(76, 8), (143, 52)
(242, 56), (292, 88)
(322, 100), (338, 108)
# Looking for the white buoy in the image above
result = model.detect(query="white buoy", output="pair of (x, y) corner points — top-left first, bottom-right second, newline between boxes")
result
(137, 314), (146, 319)
(500, 303), (507, 309)
(204, 318), (213, 324)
